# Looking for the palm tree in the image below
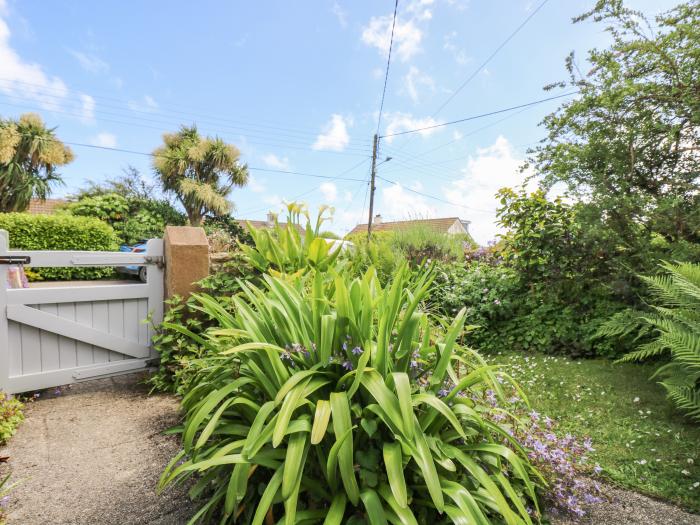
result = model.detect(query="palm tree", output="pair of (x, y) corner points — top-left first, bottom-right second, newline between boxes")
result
(0, 113), (73, 212)
(152, 126), (248, 226)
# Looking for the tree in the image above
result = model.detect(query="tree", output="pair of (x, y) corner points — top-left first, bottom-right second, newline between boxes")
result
(73, 165), (158, 201)
(0, 113), (73, 212)
(529, 0), (700, 256)
(152, 126), (248, 226)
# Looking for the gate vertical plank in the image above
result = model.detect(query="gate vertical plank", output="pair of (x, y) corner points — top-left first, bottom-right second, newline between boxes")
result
(91, 301), (110, 363)
(39, 304), (60, 371)
(57, 303), (77, 369)
(75, 302), (94, 366)
(123, 299), (139, 343)
(137, 299), (149, 347)
(0, 231), (9, 390)
(20, 307), (42, 375)
(107, 300), (124, 362)
(8, 322), (21, 377)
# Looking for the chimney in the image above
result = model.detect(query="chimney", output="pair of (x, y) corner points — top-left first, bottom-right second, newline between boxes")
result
(374, 214), (382, 224)
(266, 212), (276, 225)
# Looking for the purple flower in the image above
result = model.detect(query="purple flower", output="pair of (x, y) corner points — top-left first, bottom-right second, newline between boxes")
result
(529, 410), (540, 422)
(341, 361), (353, 371)
(593, 464), (602, 475)
(352, 346), (363, 355)
(543, 415), (554, 428)
(0, 496), (9, 508)
(437, 389), (449, 398)
(342, 342), (348, 352)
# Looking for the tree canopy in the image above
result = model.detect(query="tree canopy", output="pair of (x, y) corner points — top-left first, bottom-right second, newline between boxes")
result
(152, 126), (248, 226)
(0, 113), (73, 212)
(529, 0), (700, 252)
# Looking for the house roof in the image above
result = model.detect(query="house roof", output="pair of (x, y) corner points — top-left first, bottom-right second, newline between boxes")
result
(238, 219), (306, 235)
(26, 198), (68, 214)
(347, 217), (465, 237)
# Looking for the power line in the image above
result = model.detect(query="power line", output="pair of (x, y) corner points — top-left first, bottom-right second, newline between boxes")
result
(375, 174), (493, 214)
(380, 91), (579, 138)
(432, 0), (551, 117)
(375, 0), (399, 137)
(60, 141), (369, 182)
(0, 77), (373, 144)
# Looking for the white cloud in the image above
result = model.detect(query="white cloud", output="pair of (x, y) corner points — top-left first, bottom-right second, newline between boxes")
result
(312, 114), (351, 152)
(443, 31), (470, 66)
(128, 95), (158, 113)
(361, 16), (423, 62)
(453, 130), (464, 141)
(320, 182), (338, 203)
(401, 66), (434, 104)
(79, 93), (95, 122)
(405, 0), (435, 21)
(248, 175), (266, 193)
(261, 153), (290, 170)
(442, 135), (535, 244)
(0, 11), (68, 111)
(69, 49), (109, 74)
(380, 182), (436, 219)
(331, 1), (348, 28)
(383, 112), (441, 143)
(90, 132), (116, 148)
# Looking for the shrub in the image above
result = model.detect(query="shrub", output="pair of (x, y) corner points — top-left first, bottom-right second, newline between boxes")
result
(159, 265), (544, 523)
(0, 213), (118, 280)
(391, 224), (468, 265)
(66, 193), (186, 245)
(606, 262), (700, 422)
(0, 392), (23, 445)
(148, 251), (259, 394)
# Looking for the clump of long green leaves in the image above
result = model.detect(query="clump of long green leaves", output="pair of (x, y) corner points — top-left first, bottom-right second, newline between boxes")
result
(240, 203), (341, 277)
(160, 261), (543, 524)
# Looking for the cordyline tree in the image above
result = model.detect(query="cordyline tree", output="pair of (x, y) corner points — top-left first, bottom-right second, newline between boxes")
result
(152, 126), (248, 226)
(0, 113), (73, 212)
(527, 0), (700, 263)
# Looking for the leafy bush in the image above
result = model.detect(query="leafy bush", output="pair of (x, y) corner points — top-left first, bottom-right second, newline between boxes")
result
(0, 392), (23, 445)
(391, 224), (468, 265)
(203, 215), (252, 247)
(66, 192), (186, 245)
(0, 213), (118, 280)
(159, 264), (544, 524)
(604, 262), (700, 422)
(432, 262), (623, 357)
(148, 252), (259, 394)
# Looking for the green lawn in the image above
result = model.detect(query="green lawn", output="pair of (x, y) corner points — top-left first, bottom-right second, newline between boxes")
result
(484, 352), (700, 512)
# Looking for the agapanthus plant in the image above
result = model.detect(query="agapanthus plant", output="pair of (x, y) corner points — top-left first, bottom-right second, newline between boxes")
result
(160, 264), (545, 524)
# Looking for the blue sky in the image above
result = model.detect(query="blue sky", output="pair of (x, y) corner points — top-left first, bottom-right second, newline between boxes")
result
(0, 0), (677, 243)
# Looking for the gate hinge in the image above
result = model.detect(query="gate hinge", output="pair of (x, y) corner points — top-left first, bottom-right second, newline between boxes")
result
(144, 256), (165, 269)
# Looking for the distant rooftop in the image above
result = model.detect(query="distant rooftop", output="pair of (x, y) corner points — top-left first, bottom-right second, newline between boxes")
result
(347, 216), (470, 237)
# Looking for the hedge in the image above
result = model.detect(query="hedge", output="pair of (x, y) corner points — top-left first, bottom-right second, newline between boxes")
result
(0, 213), (119, 280)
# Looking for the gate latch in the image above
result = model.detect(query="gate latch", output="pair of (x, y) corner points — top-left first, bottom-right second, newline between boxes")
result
(0, 256), (31, 264)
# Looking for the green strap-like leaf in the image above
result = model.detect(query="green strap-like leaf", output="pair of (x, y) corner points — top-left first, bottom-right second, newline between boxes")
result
(311, 399), (332, 444)
(322, 493), (347, 525)
(382, 442), (408, 509)
(360, 489), (389, 525)
(251, 466), (283, 525)
(330, 392), (360, 505)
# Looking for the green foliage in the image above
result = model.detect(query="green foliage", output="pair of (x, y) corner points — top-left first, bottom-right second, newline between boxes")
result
(159, 264), (543, 524)
(343, 232), (401, 285)
(240, 203), (341, 277)
(148, 252), (259, 394)
(530, 1), (700, 252)
(152, 126), (248, 226)
(0, 213), (118, 280)
(0, 391), (23, 445)
(66, 192), (186, 245)
(614, 262), (700, 422)
(391, 224), (468, 265)
(0, 113), (73, 212)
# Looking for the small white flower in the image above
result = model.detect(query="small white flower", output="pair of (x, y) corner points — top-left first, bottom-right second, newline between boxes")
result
(681, 469), (690, 476)
(688, 458), (694, 465)
(633, 397), (640, 403)
(639, 459), (647, 465)
(692, 482), (700, 489)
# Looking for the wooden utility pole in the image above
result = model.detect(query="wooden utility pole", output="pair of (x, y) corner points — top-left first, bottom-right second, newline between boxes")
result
(367, 133), (378, 239)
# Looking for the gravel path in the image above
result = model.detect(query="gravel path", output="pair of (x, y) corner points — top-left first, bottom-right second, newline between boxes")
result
(0, 373), (698, 524)
(0, 374), (195, 524)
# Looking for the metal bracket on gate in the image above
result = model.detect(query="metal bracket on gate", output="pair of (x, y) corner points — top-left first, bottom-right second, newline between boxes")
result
(0, 256), (31, 264)
(144, 256), (165, 269)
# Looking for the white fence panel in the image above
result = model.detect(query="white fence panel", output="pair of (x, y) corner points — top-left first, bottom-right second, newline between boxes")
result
(0, 230), (164, 393)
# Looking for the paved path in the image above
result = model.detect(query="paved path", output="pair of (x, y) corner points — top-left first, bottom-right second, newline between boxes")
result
(0, 374), (698, 524)
(0, 374), (194, 524)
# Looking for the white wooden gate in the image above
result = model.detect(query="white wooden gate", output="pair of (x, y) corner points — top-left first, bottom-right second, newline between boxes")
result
(0, 230), (164, 394)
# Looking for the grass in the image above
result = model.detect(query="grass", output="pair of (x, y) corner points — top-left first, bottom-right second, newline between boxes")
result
(484, 351), (700, 512)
